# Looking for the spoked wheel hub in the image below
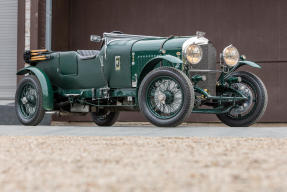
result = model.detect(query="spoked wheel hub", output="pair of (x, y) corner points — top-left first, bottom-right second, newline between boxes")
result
(15, 75), (45, 126)
(157, 91), (174, 104)
(216, 71), (268, 127)
(138, 67), (194, 127)
(147, 77), (184, 119)
(230, 82), (255, 117)
(19, 84), (38, 119)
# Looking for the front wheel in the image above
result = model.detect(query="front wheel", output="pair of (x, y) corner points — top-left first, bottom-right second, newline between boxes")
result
(217, 71), (268, 127)
(15, 75), (45, 126)
(138, 67), (194, 127)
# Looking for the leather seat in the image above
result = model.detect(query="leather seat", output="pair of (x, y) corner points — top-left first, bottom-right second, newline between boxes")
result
(77, 50), (100, 60)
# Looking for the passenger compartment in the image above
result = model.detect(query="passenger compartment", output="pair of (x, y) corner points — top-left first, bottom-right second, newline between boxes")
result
(59, 51), (78, 75)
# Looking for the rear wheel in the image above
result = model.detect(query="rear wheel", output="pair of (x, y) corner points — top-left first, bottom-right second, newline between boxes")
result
(15, 75), (45, 126)
(91, 110), (120, 126)
(217, 71), (268, 127)
(138, 67), (194, 127)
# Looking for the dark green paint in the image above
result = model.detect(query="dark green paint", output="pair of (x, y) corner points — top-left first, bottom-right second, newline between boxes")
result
(56, 87), (93, 98)
(36, 52), (106, 89)
(131, 37), (188, 88)
(111, 88), (136, 97)
(147, 55), (183, 65)
(105, 39), (138, 88)
(16, 33), (263, 116)
(17, 67), (54, 110)
(192, 106), (234, 114)
(59, 52), (78, 75)
(237, 60), (261, 69)
(56, 87), (136, 100)
(194, 86), (246, 102)
(218, 60), (261, 85)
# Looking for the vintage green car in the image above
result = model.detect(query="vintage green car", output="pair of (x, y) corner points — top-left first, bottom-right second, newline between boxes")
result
(15, 31), (267, 127)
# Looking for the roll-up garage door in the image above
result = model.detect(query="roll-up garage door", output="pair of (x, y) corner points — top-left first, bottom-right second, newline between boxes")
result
(0, 0), (18, 99)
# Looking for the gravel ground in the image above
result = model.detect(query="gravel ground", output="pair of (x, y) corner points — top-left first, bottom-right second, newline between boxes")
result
(1, 137), (287, 192)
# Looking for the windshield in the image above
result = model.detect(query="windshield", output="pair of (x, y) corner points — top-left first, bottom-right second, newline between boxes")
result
(103, 32), (163, 44)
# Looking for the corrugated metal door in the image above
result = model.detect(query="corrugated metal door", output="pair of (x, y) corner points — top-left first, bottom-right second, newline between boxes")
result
(0, 0), (18, 99)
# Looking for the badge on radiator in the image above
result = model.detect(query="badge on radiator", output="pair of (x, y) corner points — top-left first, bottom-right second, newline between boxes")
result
(115, 56), (120, 70)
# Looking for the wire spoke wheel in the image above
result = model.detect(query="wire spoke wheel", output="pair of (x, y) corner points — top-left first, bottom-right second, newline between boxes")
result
(228, 82), (256, 119)
(147, 77), (183, 119)
(15, 75), (45, 126)
(139, 67), (194, 127)
(217, 71), (268, 127)
(19, 84), (38, 119)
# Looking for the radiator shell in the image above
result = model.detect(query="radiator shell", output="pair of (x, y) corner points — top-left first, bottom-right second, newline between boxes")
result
(189, 43), (217, 96)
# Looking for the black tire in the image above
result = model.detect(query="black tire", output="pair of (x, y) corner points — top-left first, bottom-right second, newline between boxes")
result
(217, 71), (268, 127)
(15, 75), (45, 126)
(138, 67), (194, 127)
(91, 110), (120, 126)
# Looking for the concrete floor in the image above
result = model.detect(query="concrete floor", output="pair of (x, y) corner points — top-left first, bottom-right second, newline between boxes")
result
(0, 123), (287, 137)
(1, 101), (286, 137)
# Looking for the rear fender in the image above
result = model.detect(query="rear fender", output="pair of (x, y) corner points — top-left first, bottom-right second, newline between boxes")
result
(17, 67), (54, 110)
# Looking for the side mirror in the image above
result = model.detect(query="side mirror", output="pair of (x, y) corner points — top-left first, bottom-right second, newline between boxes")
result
(90, 35), (102, 42)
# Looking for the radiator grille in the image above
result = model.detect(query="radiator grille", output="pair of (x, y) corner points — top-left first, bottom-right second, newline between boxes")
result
(189, 43), (217, 96)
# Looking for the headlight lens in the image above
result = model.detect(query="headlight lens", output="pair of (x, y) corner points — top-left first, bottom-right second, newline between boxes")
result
(185, 44), (203, 64)
(223, 45), (239, 67)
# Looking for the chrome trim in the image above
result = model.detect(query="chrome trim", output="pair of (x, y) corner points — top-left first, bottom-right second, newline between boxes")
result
(196, 31), (206, 38)
(99, 56), (104, 67)
(127, 96), (133, 102)
(104, 44), (107, 59)
(103, 32), (163, 46)
(222, 44), (240, 67)
(188, 69), (220, 73)
(64, 94), (81, 97)
(92, 88), (95, 100)
(182, 36), (209, 50)
(182, 36), (209, 65)
(103, 32), (162, 39)
(132, 74), (138, 88)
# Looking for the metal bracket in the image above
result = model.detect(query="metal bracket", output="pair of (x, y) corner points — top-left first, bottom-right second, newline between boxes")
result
(132, 74), (138, 87)
(115, 56), (121, 70)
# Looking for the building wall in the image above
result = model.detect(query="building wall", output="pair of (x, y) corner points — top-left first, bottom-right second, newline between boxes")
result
(30, 0), (46, 49)
(51, 0), (287, 122)
(17, 0), (25, 83)
(25, 0), (30, 50)
(51, 0), (70, 51)
(0, 0), (18, 99)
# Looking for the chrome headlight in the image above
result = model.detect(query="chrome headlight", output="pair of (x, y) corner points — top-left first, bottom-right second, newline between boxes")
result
(223, 45), (239, 67)
(185, 44), (203, 64)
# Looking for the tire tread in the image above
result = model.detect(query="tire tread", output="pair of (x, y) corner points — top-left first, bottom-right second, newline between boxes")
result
(217, 71), (268, 127)
(138, 67), (194, 127)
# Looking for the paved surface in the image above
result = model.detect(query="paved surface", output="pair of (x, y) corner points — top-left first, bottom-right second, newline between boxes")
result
(0, 103), (51, 125)
(0, 124), (286, 137)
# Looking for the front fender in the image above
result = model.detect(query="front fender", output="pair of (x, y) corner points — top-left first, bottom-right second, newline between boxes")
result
(138, 55), (183, 84)
(146, 55), (183, 65)
(17, 67), (54, 110)
(232, 60), (261, 71)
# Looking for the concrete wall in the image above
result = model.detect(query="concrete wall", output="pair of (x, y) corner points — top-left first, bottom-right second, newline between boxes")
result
(25, 0), (30, 50)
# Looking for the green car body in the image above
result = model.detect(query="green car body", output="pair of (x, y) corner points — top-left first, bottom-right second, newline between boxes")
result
(16, 32), (267, 127)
